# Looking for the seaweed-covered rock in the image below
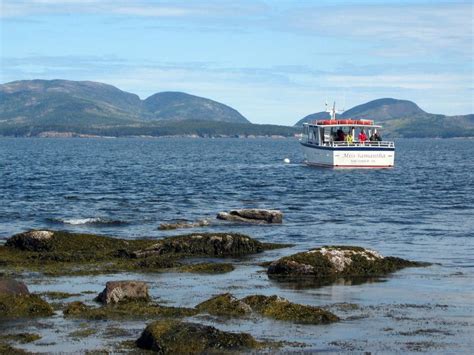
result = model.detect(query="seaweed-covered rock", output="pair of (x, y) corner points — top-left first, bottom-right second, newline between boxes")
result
(136, 320), (260, 353)
(196, 293), (338, 324)
(63, 301), (89, 316)
(159, 219), (210, 230)
(63, 300), (197, 320)
(97, 281), (149, 304)
(267, 246), (429, 279)
(196, 293), (252, 317)
(0, 294), (53, 318)
(241, 295), (339, 324)
(6, 230), (55, 251)
(1, 230), (288, 276)
(4, 230), (155, 263)
(217, 209), (283, 224)
(133, 233), (268, 258)
(0, 278), (30, 296)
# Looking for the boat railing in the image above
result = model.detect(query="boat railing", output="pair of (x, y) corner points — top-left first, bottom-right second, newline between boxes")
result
(303, 139), (394, 148)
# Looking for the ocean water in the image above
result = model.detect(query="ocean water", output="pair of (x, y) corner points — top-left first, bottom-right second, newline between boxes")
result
(1, 137), (473, 352)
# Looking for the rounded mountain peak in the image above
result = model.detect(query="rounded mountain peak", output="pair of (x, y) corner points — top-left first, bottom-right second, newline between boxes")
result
(143, 91), (249, 123)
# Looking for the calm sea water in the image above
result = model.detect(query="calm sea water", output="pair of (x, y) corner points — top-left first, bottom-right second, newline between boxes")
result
(1, 137), (473, 352)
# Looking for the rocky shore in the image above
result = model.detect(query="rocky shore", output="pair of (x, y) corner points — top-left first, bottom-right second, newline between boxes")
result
(0, 228), (436, 353)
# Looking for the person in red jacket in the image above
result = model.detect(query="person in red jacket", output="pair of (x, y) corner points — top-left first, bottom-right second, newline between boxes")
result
(358, 129), (367, 142)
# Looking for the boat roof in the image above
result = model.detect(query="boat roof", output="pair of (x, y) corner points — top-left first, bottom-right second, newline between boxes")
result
(304, 119), (382, 128)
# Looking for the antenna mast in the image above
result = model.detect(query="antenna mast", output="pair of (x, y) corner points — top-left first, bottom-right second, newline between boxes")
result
(326, 101), (344, 121)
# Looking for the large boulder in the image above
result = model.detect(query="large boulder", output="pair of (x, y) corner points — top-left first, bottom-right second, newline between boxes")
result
(136, 320), (260, 353)
(0, 278), (30, 296)
(267, 246), (429, 279)
(217, 209), (283, 224)
(5, 230), (55, 251)
(132, 233), (267, 258)
(97, 281), (149, 304)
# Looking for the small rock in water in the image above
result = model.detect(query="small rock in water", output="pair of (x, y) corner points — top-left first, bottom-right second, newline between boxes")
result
(158, 219), (210, 230)
(217, 209), (283, 224)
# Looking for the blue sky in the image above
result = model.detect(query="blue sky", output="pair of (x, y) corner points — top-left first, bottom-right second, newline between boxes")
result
(1, 0), (472, 125)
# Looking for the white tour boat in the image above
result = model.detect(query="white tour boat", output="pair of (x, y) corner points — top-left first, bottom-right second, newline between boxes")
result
(300, 103), (395, 168)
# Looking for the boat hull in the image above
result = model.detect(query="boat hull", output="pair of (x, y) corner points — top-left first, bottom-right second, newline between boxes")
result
(301, 143), (395, 168)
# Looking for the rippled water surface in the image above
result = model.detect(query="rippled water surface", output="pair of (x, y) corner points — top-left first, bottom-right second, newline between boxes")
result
(1, 137), (473, 352)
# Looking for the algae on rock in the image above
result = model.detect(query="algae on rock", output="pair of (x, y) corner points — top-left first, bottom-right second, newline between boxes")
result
(196, 293), (251, 317)
(136, 320), (262, 353)
(241, 295), (339, 324)
(2, 230), (287, 276)
(0, 294), (53, 318)
(196, 293), (339, 324)
(267, 246), (430, 281)
(131, 233), (283, 258)
(63, 300), (198, 320)
(178, 262), (235, 274)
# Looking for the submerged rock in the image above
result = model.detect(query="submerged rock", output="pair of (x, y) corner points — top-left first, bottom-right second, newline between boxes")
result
(0, 278), (30, 296)
(133, 233), (271, 258)
(196, 293), (338, 324)
(97, 281), (149, 304)
(136, 320), (261, 353)
(159, 219), (210, 230)
(217, 209), (283, 224)
(178, 262), (235, 274)
(267, 246), (429, 279)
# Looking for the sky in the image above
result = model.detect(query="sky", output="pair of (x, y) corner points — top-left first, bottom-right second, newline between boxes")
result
(0, 0), (473, 125)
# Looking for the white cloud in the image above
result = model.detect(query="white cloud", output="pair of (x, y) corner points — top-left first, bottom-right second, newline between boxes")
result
(324, 73), (472, 90)
(287, 2), (473, 56)
(0, 0), (267, 18)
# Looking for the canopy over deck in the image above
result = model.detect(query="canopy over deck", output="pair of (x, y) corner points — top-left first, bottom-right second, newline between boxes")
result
(304, 119), (381, 128)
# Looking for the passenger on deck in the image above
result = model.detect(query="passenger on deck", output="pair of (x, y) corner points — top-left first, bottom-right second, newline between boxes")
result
(345, 132), (353, 143)
(370, 131), (382, 141)
(358, 129), (367, 142)
(336, 128), (345, 141)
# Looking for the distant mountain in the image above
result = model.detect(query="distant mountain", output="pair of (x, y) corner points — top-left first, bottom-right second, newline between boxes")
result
(0, 79), (143, 126)
(143, 92), (249, 123)
(342, 98), (425, 121)
(0, 79), (296, 137)
(0, 79), (249, 127)
(294, 98), (474, 138)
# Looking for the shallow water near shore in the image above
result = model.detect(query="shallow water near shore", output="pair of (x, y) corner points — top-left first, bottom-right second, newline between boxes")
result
(1, 137), (474, 352)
